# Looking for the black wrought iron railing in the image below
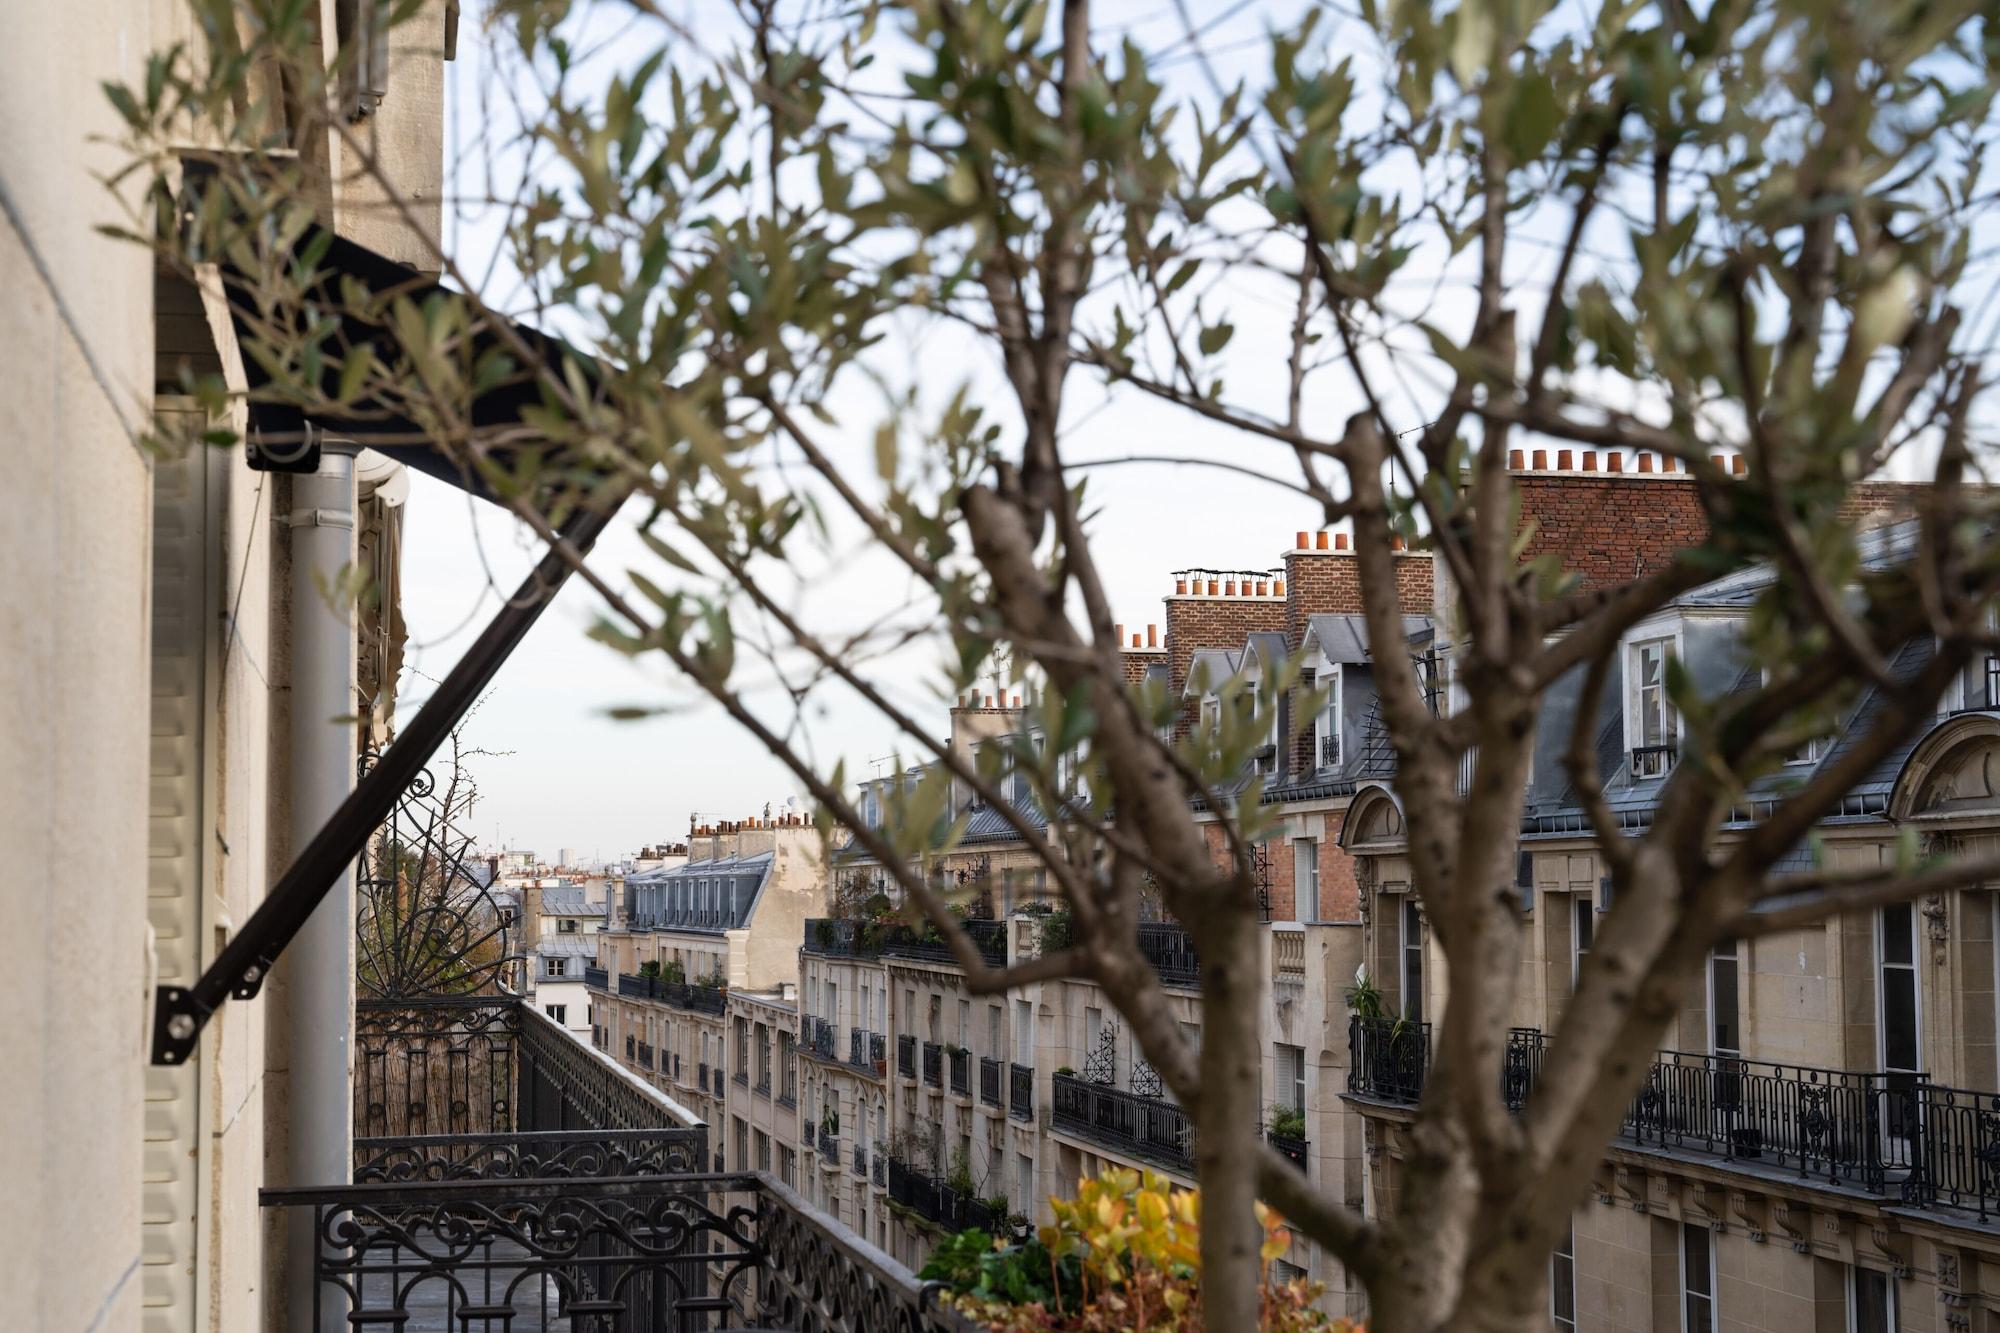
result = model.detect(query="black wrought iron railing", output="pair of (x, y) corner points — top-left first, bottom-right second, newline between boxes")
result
(873, 1142), (888, 1188)
(870, 1031), (888, 1069)
(898, 1032), (918, 1079)
(887, 1159), (1029, 1240)
(923, 1041), (943, 1088)
(802, 916), (1010, 967)
(849, 1027), (866, 1067)
(616, 972), (729, 1014)
(1010, 1063), (1035, 1121)
(1137, 922), (1201, 988)
(979, 1056), (1003, 1107)
(1629, 743), (1678, 779)
(582, 963), (609, 990)
(636, 1040), (655, 1071)
(853, 1139), (869, 1177)
(818, 1124), (840, 1160)
(1344, 1016), (2000, 1223)
(1050, 1073), (1195, 1174)
(1268, 1131), (1309, 1172)
(266, 1171), (970, 1332)
(353, 1127), (707, 1183)
(1345, 1015), (1431, 1104)
(807, 1016), (837, 1061)
(949, 1048), (970, 1096)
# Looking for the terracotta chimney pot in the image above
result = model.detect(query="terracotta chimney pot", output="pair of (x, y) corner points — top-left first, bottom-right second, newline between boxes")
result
(1532, 449), (1548, 470)
(1509, 449), (1525, 470)
(1606, 453), (1623, 473)
(1582, 451), (1597, 472)
(1556, 450), (1573, 470)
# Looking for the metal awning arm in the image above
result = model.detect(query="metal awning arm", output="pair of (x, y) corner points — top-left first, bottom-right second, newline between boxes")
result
(150, 501), (617, 1065)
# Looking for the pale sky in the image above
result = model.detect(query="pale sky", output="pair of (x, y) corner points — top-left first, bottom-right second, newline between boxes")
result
(396, 0), (1414, 861)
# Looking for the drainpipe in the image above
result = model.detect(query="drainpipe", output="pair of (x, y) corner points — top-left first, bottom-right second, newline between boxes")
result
(286, 442), (358, 1333)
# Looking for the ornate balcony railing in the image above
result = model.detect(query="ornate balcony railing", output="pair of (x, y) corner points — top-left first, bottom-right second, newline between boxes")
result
(1137, 922), (1201, 988)
(1271, 928), (1306, 980)
(923, 1041), (943, 1088)
(849, 1026), (866, 1067)
(853, 1139), (869, 1177)
(582, 963), (609, 990)
(1268, 1131), (1309, 1172)
(803, 916), (1009, 968)
(887, 1159), (1030, 1240)
(353, 1127), (707, 1183)
(1050, 1073), (1195, 1174)
(873, 1142), (888, 1188)
(1010, 1063), (1035, 1121)
(616, 972), (730, 1015)
(818, 1124), (840, 1159)
(1344, 1016), (2000, 1223)
(979, 1056), (1003, 1107)
(898, 1032), (919, 1079)
(697, 1061), (710, 1092)
(266, 1171), (970, 1332)
(808, 1016), (837, 1061)
(870, 1031), (888, 1069)
(948, 1047), (971, 1096)
(1346, 1015), (1431, 1104)
(636, 1040), (655, 1071)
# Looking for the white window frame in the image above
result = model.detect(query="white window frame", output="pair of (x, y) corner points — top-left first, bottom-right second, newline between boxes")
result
(1401, 899), (1425, 1024)
(1680, 1221), (1717, 1333)
(1847, 1264), (1897, 1333)
(1876, 903), (1922, 1079)
(1629, 629), (1682, 777)
(1571, 894), (1593, 987)
(1316, 661), (1343, 770)
(1709, 938), (1741, 1058)
(1275, 1042), (1306, 1114)
(1551, 1222), (1576, 1332)
(546, 1003), (567, 1024)
(1294, 838), (1320, 922)
(548, 956), (568, 978)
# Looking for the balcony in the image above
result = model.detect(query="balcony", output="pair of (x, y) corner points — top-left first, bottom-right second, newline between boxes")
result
(635, 1040), (655, 1071)
(1010, 1063), (1035, 1121)
(806, 1016), (837, 1061)
(802, 916), (1010, 967)
(697, 1061), (710, 1091)
(817, 1124), (841, 1163)
(873, 1142), (888, 1188)
(1050, 1073), (1195, 1175)
(1268, 1130), (1309, 1172)
(1137, 921), (1201, 988)
(979, 1056), (1003, 1108)
(294, 997), (961, 1331)
(923, 1041), (943, 1088)
(948, 1047), (970, 1096)
(1271, 927), (1306, 981)
(898, 1032), (918, 1079)
(616, 971), (729, 1015)
(582, 963), (609, 990)
(1344, 1016), (2000, 1222)
(887, 1158), (1029, 1239)
(852, 1139), (869, 1177)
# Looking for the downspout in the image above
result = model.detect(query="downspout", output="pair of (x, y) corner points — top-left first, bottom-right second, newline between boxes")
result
(285, 443), (358, 1333)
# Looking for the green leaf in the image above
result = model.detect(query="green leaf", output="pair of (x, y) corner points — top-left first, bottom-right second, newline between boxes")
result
(1197, 322), (1235, 355)
(1503, 71), (1561, 162)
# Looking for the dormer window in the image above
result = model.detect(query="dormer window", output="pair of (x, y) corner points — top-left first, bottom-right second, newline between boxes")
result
(1629, 636), (1678, 778)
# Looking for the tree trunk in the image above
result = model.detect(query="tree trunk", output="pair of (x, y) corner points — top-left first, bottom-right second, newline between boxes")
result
(1195, 906), (1263, 1332)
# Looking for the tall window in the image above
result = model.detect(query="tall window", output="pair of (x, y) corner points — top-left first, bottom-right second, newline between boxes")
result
(1879, 903), (1919, 1073)
(987, 1006), (1003, 1059)
(1274, 1043), (1306, 1115)
(1632, 637), (1678, 776)
(1849, 1265), (1895, 1333)
(1316, 664), (1342, 770)
(1571, 896), (1594, 986)
(1014, 999), (1033, 1065)
(1710, 939), (1740, 1057)
(1017, 1152), (1034, 1218)
(1551, 1223), (1576, 1332)
(1294, 839), (1320, 922)
(1681, 1223), (1715, 1333)
(1401, 901), (1425, 1025)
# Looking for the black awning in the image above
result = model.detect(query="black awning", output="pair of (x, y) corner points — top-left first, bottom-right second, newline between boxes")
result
(213, 222), (599, 499)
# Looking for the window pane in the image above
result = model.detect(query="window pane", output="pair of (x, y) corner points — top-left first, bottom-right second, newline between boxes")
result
(1883, 974), (1918, 1070)
(1883, 904), (1914, 966)
(1711, 953), (1739, 1055)
(1853, 1268), (1892, 1333)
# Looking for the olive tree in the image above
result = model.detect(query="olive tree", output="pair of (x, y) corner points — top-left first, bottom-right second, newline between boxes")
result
(108, 0), (2000, 1327)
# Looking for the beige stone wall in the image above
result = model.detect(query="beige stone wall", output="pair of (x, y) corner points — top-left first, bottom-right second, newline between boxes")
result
(0, 0), (162, 1326)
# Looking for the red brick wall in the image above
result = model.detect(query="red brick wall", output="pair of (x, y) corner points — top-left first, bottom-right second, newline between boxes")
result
(1512, 473), (1927, 590)
(1163, 593), (1285, 699)
(1192, 812), (1361, 923)
(1281, 549), (1436, 645)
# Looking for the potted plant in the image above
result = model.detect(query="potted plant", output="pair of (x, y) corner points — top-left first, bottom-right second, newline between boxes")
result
(1269, 1106), (1307, 1141)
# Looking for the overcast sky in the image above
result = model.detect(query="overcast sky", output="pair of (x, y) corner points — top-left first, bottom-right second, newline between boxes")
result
(393, 0), (1416, 861)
